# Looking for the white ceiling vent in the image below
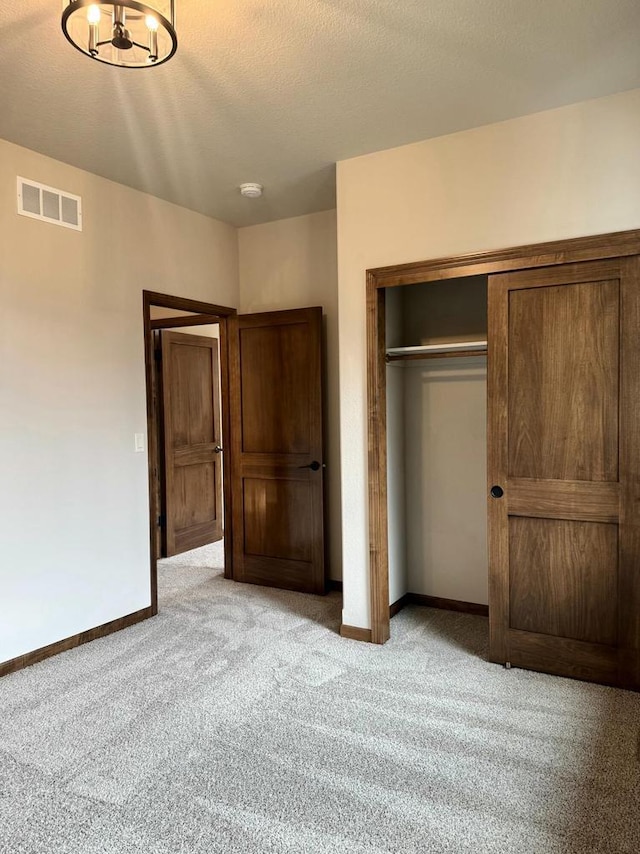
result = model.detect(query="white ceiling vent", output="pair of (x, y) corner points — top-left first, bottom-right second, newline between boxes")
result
(17, 177), (82, 231)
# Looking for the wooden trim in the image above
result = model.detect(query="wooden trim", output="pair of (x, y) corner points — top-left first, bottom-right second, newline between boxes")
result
(329, 579), (343, 592)
(228, 311), (243, 584)
(144, 290), (238, 318)
(143, 291), (237, 608)
(367, 280), (390, 645)
(366, 229), (640, 648)
(367, 229), (640, 289)
(219, 316), (234, 579)
(143, 294), (158, 614)
(389, 594), (409, 617)
(340, 624), (373, 642)
(0, 607), (154, 678)
(150, 314), (222, 330)
(407, 593), (489, 617)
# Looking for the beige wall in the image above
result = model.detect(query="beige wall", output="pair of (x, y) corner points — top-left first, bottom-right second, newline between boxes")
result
(238, 209), (341, 580)
(0, 138), (238, 665)
(337, 87), (640, 630)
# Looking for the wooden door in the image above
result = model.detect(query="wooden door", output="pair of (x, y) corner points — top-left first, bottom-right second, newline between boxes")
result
(488, 257), (640, 689)
(161, 330), (223, 556)
(229, 307), (326, 594)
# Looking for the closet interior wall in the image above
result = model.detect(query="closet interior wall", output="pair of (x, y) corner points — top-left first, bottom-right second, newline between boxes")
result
(386, 276), (489, 611)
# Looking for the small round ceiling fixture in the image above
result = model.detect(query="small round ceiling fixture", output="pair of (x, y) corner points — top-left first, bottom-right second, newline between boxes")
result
(61, 2), (178, 68)
(239, 183), (264, 199)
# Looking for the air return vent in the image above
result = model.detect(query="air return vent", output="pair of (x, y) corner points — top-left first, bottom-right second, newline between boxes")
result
(17, 177), (82, 231)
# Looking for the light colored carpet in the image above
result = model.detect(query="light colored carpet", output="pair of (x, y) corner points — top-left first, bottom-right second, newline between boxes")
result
(1, 542), (639, 853)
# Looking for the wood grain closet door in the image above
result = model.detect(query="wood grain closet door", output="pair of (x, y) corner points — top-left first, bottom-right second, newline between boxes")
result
(488, 257), (640, 689)
(229, 308), (326, 594)
(161, 330), (223, 556)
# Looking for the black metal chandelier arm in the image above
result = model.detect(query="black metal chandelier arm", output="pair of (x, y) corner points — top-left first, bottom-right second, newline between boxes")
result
(132, 41), (151, 52)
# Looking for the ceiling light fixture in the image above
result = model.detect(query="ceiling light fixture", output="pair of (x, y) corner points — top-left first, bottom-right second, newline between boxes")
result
(239, 183), (264, 199)
(61, 2), (177, 68)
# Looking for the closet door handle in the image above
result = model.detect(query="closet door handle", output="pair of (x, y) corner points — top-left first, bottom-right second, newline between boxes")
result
(299, 460), (322, 471)
(214, 445), (223, 454)
(490, 485), (504, 499)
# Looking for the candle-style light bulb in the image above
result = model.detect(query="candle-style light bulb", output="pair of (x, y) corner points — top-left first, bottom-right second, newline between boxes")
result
(146, 14), (159, 61)
(87, 4), (100, 56)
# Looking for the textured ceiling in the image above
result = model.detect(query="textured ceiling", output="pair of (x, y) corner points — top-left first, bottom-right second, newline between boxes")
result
(2, 1), (640, 226)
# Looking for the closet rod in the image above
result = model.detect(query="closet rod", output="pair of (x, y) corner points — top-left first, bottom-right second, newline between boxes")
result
(386, 340), (487, 363)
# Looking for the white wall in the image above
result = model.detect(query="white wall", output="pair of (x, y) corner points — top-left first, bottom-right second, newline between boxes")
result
(337, 87), (640, 630)
(238, 210), (341, 580)
(404, 358), (487, 604)
(0, 138), (238, 664)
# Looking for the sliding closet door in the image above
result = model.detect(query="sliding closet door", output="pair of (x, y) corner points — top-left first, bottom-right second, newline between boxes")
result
(488, 256), (640, 689)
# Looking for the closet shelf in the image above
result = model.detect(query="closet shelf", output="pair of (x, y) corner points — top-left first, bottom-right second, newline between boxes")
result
(386, 340), (488, 362)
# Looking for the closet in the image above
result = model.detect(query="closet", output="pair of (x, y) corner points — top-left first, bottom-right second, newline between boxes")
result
(365, 232), (640, 691)
(385, 276), (489, 614)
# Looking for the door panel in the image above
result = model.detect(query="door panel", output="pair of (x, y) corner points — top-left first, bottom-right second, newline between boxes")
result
(230, 308), (326, 594)
(507, 479), (619, 523)
(488, 257), (640, 689)
(243, 478), (313, 562)
(174, 463), (217, 527)
(239, 323), (313, 455)
(161, 330), (223, 556)
(171, 345), (216, 445)
(509, 517), (618, 645)
(508, 280), (619, 481)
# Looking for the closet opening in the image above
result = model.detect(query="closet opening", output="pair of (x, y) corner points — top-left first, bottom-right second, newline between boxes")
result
(384, 275), (490, 643)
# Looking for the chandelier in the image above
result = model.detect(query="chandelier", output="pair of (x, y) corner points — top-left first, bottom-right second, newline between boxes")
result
(61, 2), (177, 68)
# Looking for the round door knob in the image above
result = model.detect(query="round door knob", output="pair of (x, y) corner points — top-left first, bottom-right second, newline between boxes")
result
(299, 460), (321, 471)
(490, 485), (504, 499)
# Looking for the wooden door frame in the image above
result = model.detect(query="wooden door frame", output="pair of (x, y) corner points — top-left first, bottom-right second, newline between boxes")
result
(143, 290), (237, 615)
(365, 228), (640, 645)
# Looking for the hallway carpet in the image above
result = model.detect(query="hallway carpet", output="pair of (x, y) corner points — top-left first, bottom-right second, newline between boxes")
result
(1, 544), (639, 853)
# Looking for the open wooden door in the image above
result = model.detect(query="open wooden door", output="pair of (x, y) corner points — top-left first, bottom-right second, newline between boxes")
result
(229, 307), (326, 594)
(161, 330), (223, 556)
(488, 257), (640, 689)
